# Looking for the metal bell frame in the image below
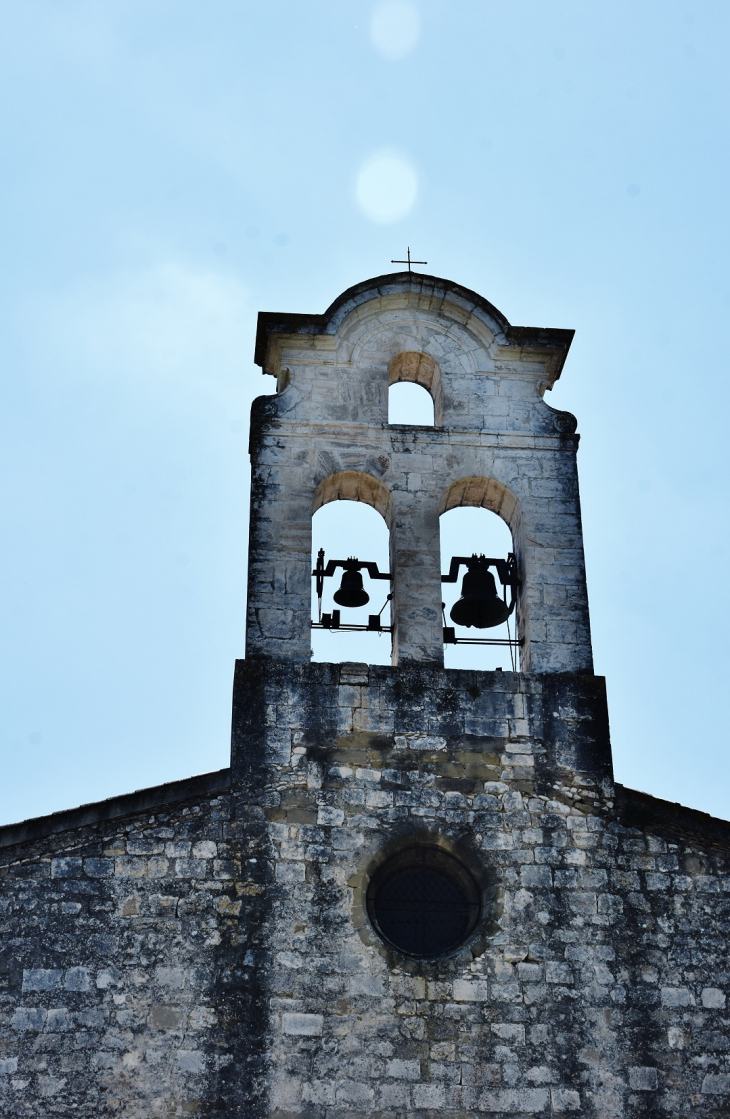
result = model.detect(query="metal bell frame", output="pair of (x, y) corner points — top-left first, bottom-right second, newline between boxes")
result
(311, 548), (521, 654)
(312, 549), (392, 634)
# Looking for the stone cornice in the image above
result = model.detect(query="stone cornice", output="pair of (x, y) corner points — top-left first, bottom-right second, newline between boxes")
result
(255, 272), (574, 384)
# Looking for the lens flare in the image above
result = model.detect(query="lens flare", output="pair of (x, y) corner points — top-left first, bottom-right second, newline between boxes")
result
(370, 1), (420, 60)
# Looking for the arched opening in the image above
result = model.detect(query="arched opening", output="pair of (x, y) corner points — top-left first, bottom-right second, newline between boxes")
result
(439, 478), (521, 671)
(387, 351), (440, 426)
(388, 382), (435, 426)
(311, 472), (393, 665)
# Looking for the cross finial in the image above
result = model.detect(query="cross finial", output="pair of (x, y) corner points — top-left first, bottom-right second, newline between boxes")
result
(391, 246), (427, 273)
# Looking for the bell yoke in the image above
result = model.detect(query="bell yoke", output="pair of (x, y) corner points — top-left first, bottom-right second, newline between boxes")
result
(311, 545), (518, 637)
(311, 548), (393, 635)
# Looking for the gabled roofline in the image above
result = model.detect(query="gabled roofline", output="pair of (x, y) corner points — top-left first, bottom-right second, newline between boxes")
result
(254, 271), (575, 378)
(3, 769), (728, 859)
(0, 768), (231, 853)
(615, 783), (730, 853)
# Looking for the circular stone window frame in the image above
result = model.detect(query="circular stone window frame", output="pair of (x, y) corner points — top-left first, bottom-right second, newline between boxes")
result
(350, 831), (500, 967)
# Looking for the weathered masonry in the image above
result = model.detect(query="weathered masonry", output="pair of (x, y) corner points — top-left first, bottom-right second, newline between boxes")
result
(2, 272), (730, 1119)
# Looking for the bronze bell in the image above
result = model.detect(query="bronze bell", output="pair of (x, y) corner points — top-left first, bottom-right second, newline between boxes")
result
(333, 560), (370, 608)
(450, 555), (510, 629)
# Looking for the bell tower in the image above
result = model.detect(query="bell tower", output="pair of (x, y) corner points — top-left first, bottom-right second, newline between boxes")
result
(247, 272), (591, 672)
(226, 272), (620, 1117)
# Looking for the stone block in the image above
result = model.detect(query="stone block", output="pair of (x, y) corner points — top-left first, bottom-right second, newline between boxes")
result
(661, 987), (693, 1007)
(479, 1088), (550, 1112)
(11, 1007), (46, 1030)
(84, 857), (114, 878)
(702, 1074), (730, 1094)
(597, 893), (623, 917)
(349, 974), (385, 997)
(37, 1074), (67, 1096)
(492, 1023), (525, 1044)
(115, 856), (147, 878)
(629, 1066), (657, 1091)
(696, 875), (720, 893)
(452, 979), (489, 1002)
(174, 858), (208, 878)
(45, 1008), (72, 1031)
(267, 728), (293, 764)
(385, 1059), (420, 1080)
(377, 1081), (411, 1107)
(577, 868), (607, 888)
(64, 967), (91, 992)
(22, 968), (63, 991)
(256, 607), (295, 638)
(534, 845), (564, 865)
(551, 1087), (581, 1110)
(282, 1012), (323, 1036)
(521, 865), (552, 888)
(51, 857), (83, 878)
(365, 790), (392, 808)
(545, 962), (573, 985)
(95, 968), (120, 989)
(702, 987), (726, 1008)
(317, 806), (344, 826)
(337, 1080), (375, 1105)
(176, 1050), (205, 1073)
(395, 733), (447, 751)
(568, 892), (596, 915)
(480, 832), (514, 850)
(303, 1079), (337, 1105)
(149, 1005), (186, 1030)
(412, 1083), (446, 1108)
(275, 861), (306, 883)
(490, 982), (522, 1003)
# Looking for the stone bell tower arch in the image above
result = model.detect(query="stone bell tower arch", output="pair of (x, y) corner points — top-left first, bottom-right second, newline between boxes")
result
(247, 271), (591, 672)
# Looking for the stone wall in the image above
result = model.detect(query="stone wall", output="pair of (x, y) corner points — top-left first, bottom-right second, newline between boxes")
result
(233, 660), (730, 1118)
(0, 770), (254, 1119)
(2, 661), (730, 1117)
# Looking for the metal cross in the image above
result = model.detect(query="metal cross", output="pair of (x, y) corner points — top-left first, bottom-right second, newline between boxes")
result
(391, 246), (427, 273)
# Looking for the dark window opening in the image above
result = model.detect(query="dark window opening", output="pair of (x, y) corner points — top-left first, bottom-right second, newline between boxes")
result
(367, 845), (481, 958)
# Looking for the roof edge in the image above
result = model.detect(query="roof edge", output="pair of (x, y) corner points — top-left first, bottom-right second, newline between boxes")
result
(615, 783), (730, 851)
(0, 768), (231, 853)
(254, 272), (574, 375)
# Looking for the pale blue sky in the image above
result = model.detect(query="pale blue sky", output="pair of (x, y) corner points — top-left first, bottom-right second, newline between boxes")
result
(2, 1), (729, 824)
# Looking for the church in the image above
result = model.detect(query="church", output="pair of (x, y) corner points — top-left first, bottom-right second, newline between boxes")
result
(1, 270), (729, 1117)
